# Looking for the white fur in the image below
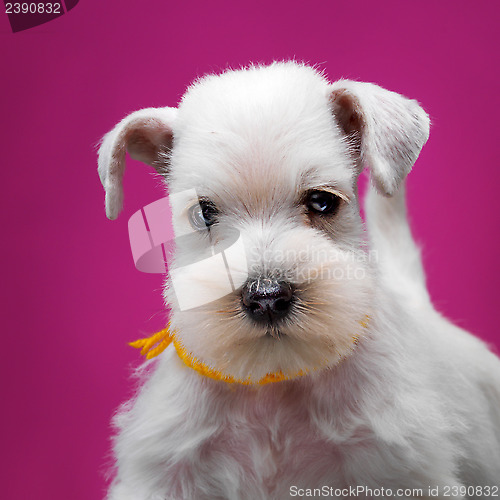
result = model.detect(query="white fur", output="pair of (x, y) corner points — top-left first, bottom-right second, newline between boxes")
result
(98, 62), (500, 499)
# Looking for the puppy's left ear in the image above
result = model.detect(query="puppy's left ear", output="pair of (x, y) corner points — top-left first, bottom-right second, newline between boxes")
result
(329, 81), (430, 195)
(98, 107), (177, 219)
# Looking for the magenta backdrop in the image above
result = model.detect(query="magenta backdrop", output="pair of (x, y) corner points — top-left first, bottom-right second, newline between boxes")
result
(1, 1), (499, 498)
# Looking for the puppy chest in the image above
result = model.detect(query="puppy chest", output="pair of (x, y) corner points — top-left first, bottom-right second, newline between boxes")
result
(197, 414), (346, 490)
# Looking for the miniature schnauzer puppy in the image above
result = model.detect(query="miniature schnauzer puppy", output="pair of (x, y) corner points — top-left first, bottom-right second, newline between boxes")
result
(98, 62), (500, 499)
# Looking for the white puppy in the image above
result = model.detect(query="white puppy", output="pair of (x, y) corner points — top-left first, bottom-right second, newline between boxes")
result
(98, 62), (500, 499)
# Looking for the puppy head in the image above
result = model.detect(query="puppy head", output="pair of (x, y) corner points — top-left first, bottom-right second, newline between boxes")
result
(98, 62), (429, 383)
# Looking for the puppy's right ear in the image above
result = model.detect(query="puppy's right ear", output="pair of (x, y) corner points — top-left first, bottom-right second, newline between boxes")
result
(329, 81), (430, 196)
(97, 107), (177, 220)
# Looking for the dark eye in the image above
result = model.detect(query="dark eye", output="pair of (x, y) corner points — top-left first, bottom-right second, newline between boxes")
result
(188, 200), (218, 230)
(305, 190), (341, 215)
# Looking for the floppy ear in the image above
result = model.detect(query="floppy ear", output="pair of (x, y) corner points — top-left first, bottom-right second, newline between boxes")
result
(329, 80), (430, 195)
(97, 107), (177, 219)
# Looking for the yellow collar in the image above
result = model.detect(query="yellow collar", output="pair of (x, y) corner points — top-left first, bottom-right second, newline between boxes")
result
(130, 318), (369, 386)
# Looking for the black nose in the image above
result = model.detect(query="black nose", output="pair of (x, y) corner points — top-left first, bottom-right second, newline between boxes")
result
(241, 278), (293, 322)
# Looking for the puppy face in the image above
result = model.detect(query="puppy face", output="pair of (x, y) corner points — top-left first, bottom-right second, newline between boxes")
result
(98, 62), (429, 383)
(164, 66), (373, 382)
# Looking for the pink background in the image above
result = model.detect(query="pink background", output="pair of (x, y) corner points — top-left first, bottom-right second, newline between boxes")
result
(1, 1), (498, 498)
